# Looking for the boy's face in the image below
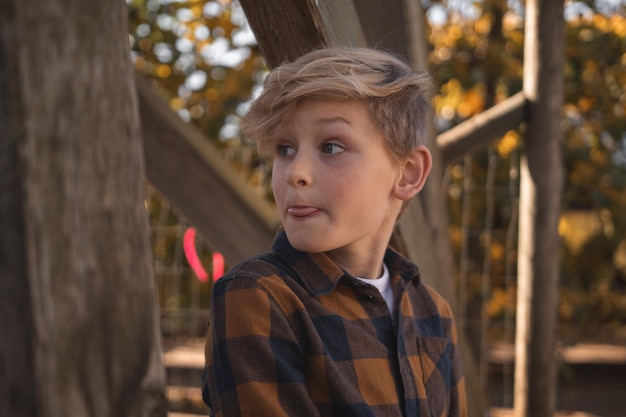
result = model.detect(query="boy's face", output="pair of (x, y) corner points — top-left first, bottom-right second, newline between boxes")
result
(270, 99), (405, 260)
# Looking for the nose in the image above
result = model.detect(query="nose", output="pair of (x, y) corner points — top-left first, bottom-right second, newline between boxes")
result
(285, 151), (313, 187)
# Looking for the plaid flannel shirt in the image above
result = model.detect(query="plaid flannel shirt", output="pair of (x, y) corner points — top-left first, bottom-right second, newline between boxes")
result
(202, 230), (467, 417)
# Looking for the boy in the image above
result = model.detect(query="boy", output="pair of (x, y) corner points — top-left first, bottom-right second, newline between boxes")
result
(202, 46), (467, 417)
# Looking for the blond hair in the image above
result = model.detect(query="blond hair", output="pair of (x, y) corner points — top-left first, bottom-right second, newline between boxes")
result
(241, 47), (434, 162)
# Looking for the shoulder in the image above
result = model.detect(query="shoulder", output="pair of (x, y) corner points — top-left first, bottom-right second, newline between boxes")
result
(212, 253), (305, 315)
(214, 253), (290, 286)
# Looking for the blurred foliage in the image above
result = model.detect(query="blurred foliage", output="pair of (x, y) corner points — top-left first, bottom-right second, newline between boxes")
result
(129, 0), (626, 344)
(127, 0), (267, 174)
(429, 0), (626, 344)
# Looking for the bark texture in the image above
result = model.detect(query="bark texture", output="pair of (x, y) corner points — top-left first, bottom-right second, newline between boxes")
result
(0, 1), (167, 416)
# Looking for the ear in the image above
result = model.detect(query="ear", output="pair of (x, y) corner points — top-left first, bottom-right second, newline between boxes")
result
(393, 145), (432, 201)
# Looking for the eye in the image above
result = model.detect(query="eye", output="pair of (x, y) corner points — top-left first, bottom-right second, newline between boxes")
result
(275, 144), (295, 158)
(321, 142), (344, 154)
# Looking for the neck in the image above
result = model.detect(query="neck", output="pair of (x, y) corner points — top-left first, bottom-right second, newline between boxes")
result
(326, 242), (388, 279)
(325, 215), (397, 279)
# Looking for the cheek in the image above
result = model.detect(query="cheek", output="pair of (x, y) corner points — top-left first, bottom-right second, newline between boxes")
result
(325, 176), (371, 213)
(271, 166), (284, 198)
(319, 171), (350, 196)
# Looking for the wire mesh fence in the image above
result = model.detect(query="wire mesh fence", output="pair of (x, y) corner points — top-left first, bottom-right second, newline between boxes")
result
(147, 185), (214, 348)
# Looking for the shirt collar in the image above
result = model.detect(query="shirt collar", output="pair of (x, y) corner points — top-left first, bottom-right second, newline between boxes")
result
(272, 230), (421, 297)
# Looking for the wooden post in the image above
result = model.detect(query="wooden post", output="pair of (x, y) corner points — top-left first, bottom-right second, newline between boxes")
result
(400, 2), (486, 416)
(514, 1), (565, 416)
(0, 1), (167, 416)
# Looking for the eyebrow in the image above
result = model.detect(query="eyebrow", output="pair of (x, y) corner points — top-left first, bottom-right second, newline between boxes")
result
(314, 116), (352, 126)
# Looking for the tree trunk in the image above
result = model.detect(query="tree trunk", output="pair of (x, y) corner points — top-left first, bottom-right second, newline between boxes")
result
(0, 1), (167, 416)
(514, 1), (565, 416)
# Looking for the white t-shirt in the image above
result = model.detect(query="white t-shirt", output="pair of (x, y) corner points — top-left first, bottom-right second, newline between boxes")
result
(355, 263), (394, 314)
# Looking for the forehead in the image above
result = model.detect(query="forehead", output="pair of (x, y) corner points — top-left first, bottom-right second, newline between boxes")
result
(274, 99), (375, 132)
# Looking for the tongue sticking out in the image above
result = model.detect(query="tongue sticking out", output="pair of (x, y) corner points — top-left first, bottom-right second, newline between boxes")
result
(288, 206), (319, 217)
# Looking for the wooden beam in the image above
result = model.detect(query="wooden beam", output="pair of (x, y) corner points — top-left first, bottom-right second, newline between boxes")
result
(514, 1), (565, 416)
(137, 75), (281, 265)
(237, 0), (326, 68)
(350, 0), (405, 54)
(437, 92), (527, 164)
(400, 2), (487, 416)
(317, 0), (367, 48)
(239, 0), (366, 68)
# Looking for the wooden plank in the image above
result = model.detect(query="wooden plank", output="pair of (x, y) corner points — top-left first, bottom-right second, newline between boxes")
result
(317, 0), (367, 48)
(437, 92), (527, 164)
(137, 76), (280, 265)
(355, 0), (410, 58)
(514, 1), (565, 417)
(0, 1), (166, 415)
(239, 0), (366, 67)
(237, 0), (325, 68)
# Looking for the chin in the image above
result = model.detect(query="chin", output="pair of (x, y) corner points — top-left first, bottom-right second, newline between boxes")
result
(284, 231), (328, 254)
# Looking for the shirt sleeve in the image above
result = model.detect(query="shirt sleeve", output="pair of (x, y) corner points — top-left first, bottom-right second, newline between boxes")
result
(202, 274), (321, 417)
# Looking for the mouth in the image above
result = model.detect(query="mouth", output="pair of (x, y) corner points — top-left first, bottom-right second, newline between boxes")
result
(287, 205), (321, 219)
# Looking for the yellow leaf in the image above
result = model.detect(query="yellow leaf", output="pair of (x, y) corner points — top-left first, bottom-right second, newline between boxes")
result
(496, 130), (519, 158)
(156, 64), (171, 78)
(474, 15), (491, 35)
(170, 97), (185, 111)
